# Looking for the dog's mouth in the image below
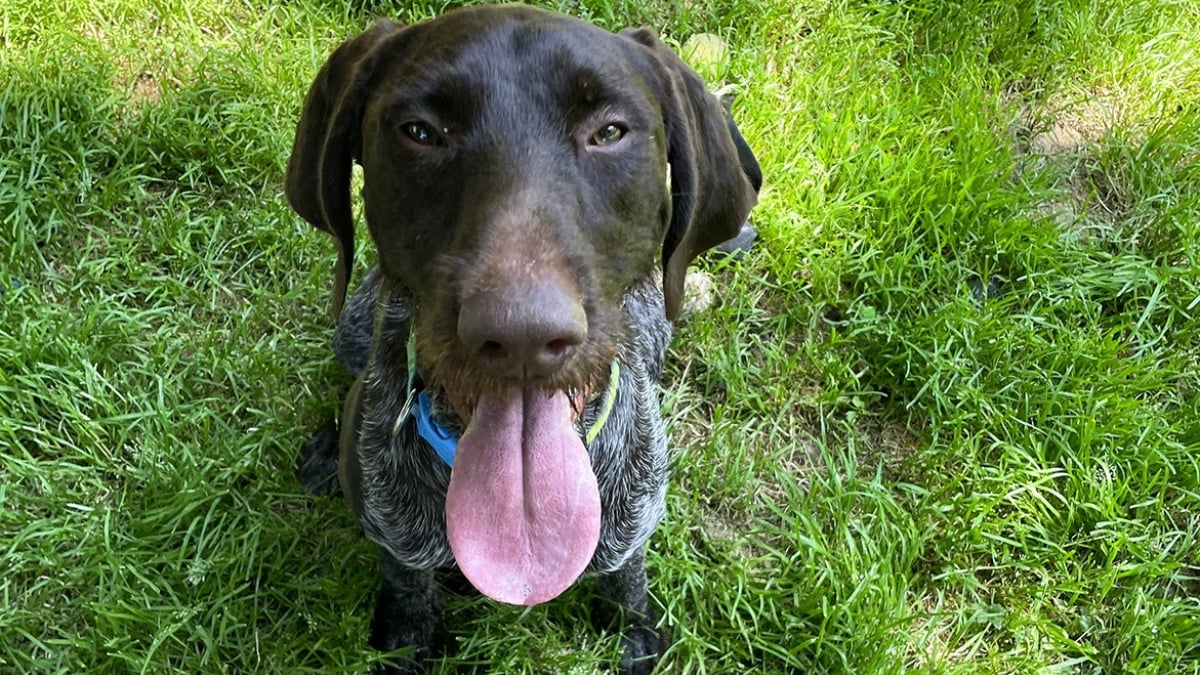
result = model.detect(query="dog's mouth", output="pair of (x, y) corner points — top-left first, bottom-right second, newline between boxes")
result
(443, 382), (603, 606)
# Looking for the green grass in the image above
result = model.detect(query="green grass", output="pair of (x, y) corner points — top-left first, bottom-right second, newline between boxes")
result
(3, 0), (1198, 672)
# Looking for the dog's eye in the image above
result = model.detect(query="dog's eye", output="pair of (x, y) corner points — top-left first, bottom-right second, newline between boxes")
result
(402, 121), (442, 146)
(589, 123), (626, 147)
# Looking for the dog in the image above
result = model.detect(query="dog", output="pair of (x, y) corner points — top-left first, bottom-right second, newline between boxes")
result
(286, 5), (760, 673)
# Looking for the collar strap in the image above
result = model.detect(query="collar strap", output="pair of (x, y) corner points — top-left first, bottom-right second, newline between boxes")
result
(585, 359), (621, 446)
(415, 389), (459, 466)
(392, 334), (621, 467)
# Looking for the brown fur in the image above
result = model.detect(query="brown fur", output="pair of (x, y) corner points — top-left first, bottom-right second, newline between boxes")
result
(286, 6), (760, 673)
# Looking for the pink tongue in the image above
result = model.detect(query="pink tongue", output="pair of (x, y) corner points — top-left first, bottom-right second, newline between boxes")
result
(446, 389), (601, 605)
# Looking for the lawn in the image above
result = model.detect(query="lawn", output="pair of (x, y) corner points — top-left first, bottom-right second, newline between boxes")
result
(2, 0), (1198, 672)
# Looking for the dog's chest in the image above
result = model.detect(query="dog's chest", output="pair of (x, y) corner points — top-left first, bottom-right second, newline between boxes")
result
(353, 282), (673, 575)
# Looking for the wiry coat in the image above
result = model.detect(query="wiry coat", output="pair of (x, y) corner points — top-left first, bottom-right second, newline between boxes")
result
(333, 268), (672, 575)
(286, 5), (761, 674)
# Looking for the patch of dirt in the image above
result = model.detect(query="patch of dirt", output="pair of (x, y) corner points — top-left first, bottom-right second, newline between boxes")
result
(1028, 123), (1088, 155)
(860, 418), (923, 474)
(131, 71), (162, 105)
(1011, 89), (1128, 236)
(1014, 89), (1119, 156)
(73, 13), (186, 117)
(1028, 94), (1118, 154)
(698, 505), (751, 550)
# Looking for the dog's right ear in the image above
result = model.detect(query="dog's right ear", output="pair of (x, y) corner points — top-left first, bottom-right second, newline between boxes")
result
(286, 20), (405, 315)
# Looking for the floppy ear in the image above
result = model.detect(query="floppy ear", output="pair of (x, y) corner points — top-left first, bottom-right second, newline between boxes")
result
(622, 29), (760, 321)
(286, 19), (405, 315)
(721, 95), (764, 193)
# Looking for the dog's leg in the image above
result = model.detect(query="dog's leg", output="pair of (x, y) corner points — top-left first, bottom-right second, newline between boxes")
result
(593, 550), (664, 675)
(296, 419), (341, 496)
(297, 267), (386, 497)
(371, 550), (444, 674)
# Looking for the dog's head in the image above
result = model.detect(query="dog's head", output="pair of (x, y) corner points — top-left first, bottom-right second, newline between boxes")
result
(287, 5), (757, 327)
(287, 4), (757, 605)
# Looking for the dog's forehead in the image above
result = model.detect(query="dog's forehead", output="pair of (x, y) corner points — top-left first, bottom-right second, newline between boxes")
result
(379, 7), (655, 115)
(412, 5), (625, 63)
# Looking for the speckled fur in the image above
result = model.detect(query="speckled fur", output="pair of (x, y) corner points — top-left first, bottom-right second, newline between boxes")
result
(335, 266), (672, 576)
(304, 265), (671, 672)
(287, 7), (760, 673)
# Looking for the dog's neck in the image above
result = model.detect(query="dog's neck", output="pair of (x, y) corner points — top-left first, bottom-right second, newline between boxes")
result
(391, 331), (621, 466)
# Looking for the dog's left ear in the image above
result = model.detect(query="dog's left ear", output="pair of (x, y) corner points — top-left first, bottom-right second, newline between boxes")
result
(622, 28), (761, 321)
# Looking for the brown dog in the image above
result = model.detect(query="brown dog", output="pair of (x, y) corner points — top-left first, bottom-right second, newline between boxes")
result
(287, 5), (759, 673)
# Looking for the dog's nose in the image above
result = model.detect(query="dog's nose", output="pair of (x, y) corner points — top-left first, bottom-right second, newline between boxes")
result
(457, 282), (587, 380)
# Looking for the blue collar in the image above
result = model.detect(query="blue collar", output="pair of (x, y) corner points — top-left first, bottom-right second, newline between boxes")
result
(391, 336), (621, 467)
(414, 389), (459, 466)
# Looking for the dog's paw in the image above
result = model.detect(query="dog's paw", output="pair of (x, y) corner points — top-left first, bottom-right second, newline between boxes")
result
(370, 620), (432, 675)
(617, 623), (663, 675)
(369, 567), (444, 675)
(374, 656), (423, 675)
(296, 419), (341, 496)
